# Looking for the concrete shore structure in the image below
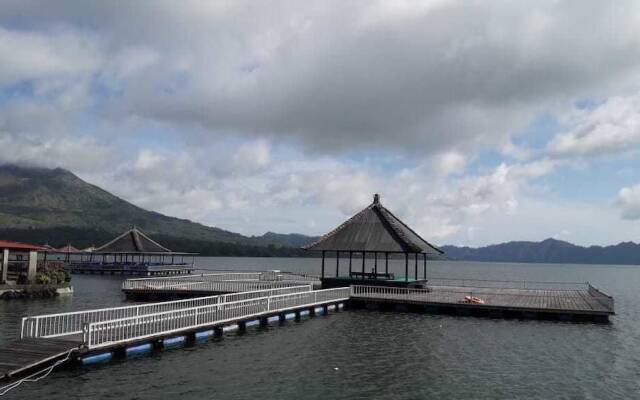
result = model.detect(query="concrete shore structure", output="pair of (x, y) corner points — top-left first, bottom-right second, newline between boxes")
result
(0, 241), (40, 284)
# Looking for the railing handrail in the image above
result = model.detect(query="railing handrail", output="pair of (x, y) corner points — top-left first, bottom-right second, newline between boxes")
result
(122, 278), (303, 289)
(424, 277), (588, 285)
(349, 284), (591, 298)
(83, 287), (350, 348)
(22, 284), (312, 320)
(87, 287), (349, 326)
(122, 270), (321, 283)
(124, 272), (261, 282)
(20, 285), (313, 339)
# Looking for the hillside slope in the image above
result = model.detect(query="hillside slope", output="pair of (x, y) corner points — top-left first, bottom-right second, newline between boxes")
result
(0, 164), (309, 254)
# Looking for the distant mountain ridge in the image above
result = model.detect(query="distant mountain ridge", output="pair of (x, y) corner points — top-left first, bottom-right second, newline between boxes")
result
(442, 238), (640, 265)
(251, 232), (320, 248)
(1, 164), (639, 264)
(0, 164), (314, 256)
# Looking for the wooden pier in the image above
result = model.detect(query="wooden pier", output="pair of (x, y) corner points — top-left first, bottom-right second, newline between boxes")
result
(0, 337), (82, 381)
(0, 273), (615, 386)
(1, 286), (348, 384)
(349, 280), (615, 322)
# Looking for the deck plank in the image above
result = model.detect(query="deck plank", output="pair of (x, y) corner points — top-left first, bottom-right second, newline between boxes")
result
(0, 337), (82, 379)
(351, 284), (614, 316)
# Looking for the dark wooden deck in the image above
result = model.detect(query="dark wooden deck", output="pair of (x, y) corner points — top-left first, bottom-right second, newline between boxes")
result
(0, 337), (82, 381)
(349, 282), (615, 322)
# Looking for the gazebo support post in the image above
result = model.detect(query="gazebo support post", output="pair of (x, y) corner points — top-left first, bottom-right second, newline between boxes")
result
(385, 252), (389, 274)
(423, 254), (427, 280)
(336, 251), (340, 277)
(404, 253), (408, 283)
(321, 251), (325, 279)
(362, 251), (365, 280)
(349, 251), (352, 277)
(414, 253), (418, 280)
(374, 252), (378, 277)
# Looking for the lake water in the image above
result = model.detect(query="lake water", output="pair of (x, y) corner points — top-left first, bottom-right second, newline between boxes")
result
(1, 258), (639, 399)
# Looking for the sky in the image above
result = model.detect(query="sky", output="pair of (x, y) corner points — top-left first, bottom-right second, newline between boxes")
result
(1, 1), (640, 247)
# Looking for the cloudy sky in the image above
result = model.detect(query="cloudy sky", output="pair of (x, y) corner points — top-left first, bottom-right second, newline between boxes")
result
(2, 1), (640, 246)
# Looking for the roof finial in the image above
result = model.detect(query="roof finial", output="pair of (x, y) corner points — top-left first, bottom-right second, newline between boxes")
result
(373, 193), (380, 204)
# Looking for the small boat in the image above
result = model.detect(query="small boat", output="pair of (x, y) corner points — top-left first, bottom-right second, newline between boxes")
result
(463, 295), (485, 304)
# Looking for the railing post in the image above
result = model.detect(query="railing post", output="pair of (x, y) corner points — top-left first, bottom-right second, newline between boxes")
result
(20, 317), (26, 339)
(82, 322), (90, 347)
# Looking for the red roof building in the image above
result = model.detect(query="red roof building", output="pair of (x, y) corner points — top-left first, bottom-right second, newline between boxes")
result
(1, 240), (42, 284)
(0, 240), (44, 252)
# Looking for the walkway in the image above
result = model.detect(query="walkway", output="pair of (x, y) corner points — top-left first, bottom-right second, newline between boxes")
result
(2, 285), (348, 382)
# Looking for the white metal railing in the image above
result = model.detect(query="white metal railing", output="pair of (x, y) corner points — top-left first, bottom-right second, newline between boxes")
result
(588, 284), (615, 311)
(259, 270), (321, 282)
(350, 285), (588, 300)
(124, 272), (262, 284)
(122, 278), (303, 293)
(21, 285), (312, 339)
(424, 278), (588, 291)
(84, 287), (350, 348)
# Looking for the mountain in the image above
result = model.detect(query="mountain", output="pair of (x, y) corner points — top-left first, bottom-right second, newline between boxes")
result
(442, 238), (640, 265)
(0, 164), (311, 256)
(251, 232), (320, 248)
(3, 164), (639, 264)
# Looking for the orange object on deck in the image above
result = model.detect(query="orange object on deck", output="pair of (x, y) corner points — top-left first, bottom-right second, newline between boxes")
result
(463, 295), (485, 305)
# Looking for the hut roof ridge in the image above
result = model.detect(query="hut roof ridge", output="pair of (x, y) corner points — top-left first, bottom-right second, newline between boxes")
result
(302, 194), (443, 255)
(95, 227), (172, 253)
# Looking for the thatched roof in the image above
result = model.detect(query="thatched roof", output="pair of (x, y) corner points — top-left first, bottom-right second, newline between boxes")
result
(95, 227), (172, 254)
(303, 194), (443, 254)
(57, 245), (81, 253)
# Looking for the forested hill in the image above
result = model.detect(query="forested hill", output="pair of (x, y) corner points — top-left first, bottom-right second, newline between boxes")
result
(0, 164), (315, 256)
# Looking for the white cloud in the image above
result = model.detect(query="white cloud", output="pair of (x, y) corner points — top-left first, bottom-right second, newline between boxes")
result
(1, 1), (640, 247)
(0, 27), (101, 86)
(617, 184), (640, 220)
(2, 1), (640, 156)
(0, 134), (116, 172)
(432, 151), (467, 176)
(549, 95), (640, 158)
(233, 140), (271, 173)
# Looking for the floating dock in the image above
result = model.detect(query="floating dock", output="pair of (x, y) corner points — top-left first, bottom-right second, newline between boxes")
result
(0, 337), (82, 382)
(349, 279), (614, 322)
(124, 273), (614, 322)
(1, 272), (615, 386)
(1, 285), (347, 383)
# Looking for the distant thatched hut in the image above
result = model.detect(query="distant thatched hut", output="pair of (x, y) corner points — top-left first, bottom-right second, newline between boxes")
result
(71, 227), (196, 276)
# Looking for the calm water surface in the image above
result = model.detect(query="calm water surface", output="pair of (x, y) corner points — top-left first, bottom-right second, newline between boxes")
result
(1, 258), (639, 399)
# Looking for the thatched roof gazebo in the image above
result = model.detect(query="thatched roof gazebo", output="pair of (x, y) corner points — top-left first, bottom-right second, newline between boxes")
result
(95, 227), (173, 253)
(303, 194), (443, 287)
(70, 227), (197, 276)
